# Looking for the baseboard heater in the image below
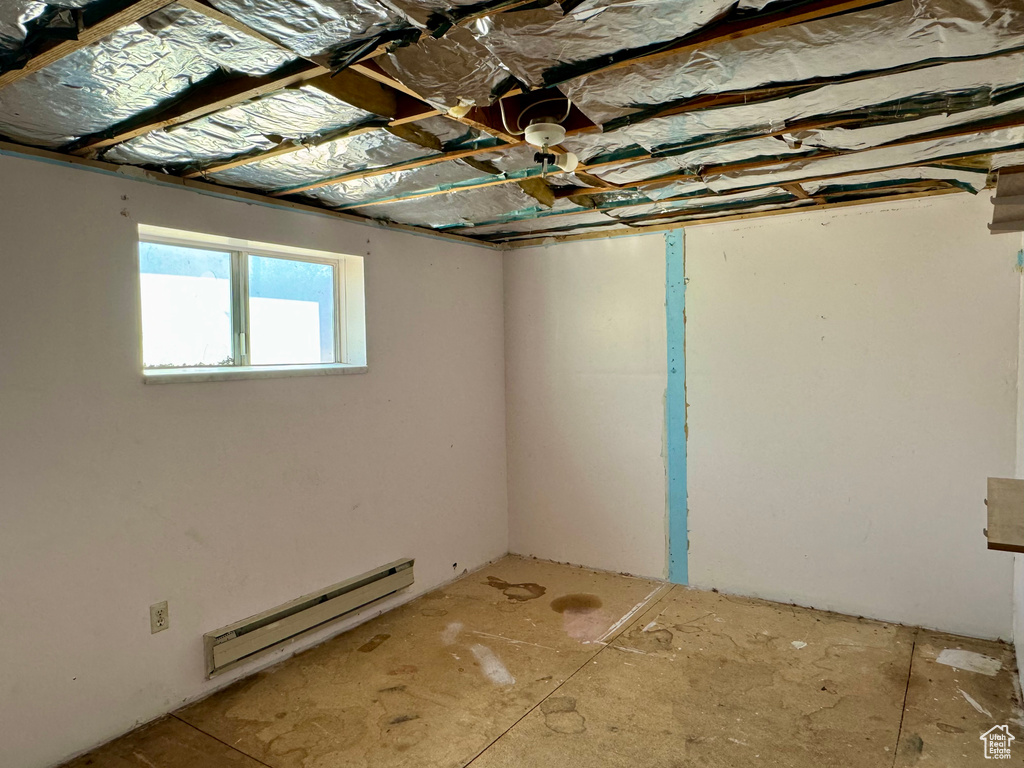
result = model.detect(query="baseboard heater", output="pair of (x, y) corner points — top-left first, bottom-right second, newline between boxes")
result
(203, 558), (414, 677)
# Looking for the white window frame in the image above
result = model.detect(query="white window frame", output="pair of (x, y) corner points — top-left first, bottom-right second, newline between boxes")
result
(138, 224), (366, 383)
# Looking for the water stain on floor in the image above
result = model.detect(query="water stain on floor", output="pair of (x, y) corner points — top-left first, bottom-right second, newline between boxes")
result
(357, 634), (390, 653)
(541, 697), (586, 735)
(549, 594), (602, 613)
(486, 575), (546, 602)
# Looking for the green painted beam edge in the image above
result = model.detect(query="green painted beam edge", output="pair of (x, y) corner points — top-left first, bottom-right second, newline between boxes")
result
(666, 229), (688, 584)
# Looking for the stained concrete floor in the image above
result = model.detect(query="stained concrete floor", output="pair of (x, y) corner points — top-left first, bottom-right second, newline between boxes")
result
(64, 556), (1022, 768)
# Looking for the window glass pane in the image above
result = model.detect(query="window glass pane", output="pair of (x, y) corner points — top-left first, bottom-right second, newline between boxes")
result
(139, 242), (233, 368)
(248, 255), (336, 365)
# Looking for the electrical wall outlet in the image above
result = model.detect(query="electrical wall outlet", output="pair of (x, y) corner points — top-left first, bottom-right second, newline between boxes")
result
(150, 601), (169, 634)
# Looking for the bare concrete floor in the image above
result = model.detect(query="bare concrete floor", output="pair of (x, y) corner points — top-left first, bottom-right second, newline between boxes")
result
(64, 556), (1022, 768)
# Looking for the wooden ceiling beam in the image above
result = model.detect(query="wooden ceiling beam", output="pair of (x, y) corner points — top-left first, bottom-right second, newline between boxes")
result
(331, 172), (541, 210)
(448, 128), (1009, 235)
(0, 0), (176, 90)
(269, 143), (504, 196)
(702, 112), (1024, 182)
(349, 60), (523, 143)
(273, 104), (1017, 213)
(68, 60), (328, 157)
(178, 72), (439, 179)
(503, 188), (964, 248)
(182, 123), (381, 179)
(269, 123), (598, 196)
(565, 0), (898, 83)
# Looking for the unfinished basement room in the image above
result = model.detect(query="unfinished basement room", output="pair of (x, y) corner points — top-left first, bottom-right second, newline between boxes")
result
(5, 0), (1024, 766)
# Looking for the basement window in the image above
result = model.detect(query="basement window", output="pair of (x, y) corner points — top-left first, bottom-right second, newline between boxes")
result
(137, 225), (366, 383)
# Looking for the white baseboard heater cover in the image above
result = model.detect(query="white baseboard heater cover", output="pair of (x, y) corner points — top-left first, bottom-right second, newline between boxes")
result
(204, 558), (414, 677)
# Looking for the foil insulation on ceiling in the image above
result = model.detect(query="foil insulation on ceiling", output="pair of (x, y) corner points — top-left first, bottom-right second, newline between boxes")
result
(303, 157), (491, 207)
(619, 53), (1024, 154)
(138, 4), (295, 74)
(636, 179), (712, 201)
(478, 142), (537, 173)
(408, 114), (486, 149)
(205, 0), (404, 57)
(991, 149), (1024, 170)
(663, 135), (814, 173)
(384, 0), (490, 28)
(0, 0), (1016, 238)
(471, 0), (737, 89)
(350, 181), (538, 227)
(590, 157), (685, 185)
(0, 0), (99, 61)
(210, 128), (436, 189)
(462, 207), (620, 237)
(784, 96), (1024, 153)
(704, 126), (1024, 193)
(0, 0), (46, 53)
(378, 26), (513, 110)
(0, 4), (297, 148)
(798, 166), (988, 195)
(644, 198), (813, 226)
(560, 129), (642, 163)
(103, 85), (380, 168)
(604, 185), (794, 219)
(560, 0), (1024, 124)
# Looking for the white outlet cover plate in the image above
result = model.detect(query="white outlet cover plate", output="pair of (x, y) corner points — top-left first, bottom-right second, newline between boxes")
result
(150, 601), (169, 634)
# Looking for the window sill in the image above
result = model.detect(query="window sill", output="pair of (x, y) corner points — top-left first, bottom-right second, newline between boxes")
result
(143, 363), (368, 384)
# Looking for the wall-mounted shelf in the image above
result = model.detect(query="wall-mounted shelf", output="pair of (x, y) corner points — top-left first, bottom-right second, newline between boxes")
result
(986, 477), (1024, 553)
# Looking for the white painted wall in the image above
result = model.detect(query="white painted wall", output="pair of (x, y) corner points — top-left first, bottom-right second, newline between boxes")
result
(504, 192), (1021, 641)
(685, 193), (1021, 640)
(0, 154), (508, 768)
(504, 234), (669, 579)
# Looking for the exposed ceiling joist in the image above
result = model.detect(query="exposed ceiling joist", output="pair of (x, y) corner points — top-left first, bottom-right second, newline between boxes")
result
(68, 60), (328, 157)
(0, 0), (1014, 242)
(303, 69), (441, 123)
(269, 143), (508, 196)
(704, 112), (1024, 182)
(318, 108), (1014, 213)
(267, 124), (602, 196)
(349, 60), (522, 143)
(506, 188), (964, 248)
(565, 0), (900, 84)
(0, 0), (175, 90)
(150, 68), (439, 178)
(182, 123), (383, 179)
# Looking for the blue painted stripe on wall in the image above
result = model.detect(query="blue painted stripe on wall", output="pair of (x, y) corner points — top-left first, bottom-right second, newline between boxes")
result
(666, 229), (688, 584)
